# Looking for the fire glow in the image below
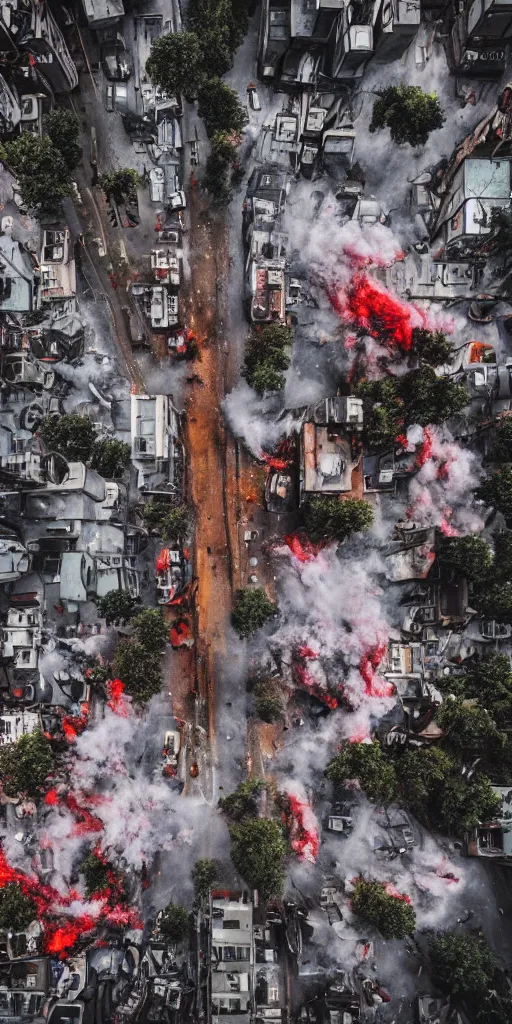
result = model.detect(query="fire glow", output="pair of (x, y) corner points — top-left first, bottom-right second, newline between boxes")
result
(328, 273), (426, 353)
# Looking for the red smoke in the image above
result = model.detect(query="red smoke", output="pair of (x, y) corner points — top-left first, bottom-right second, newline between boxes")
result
(415, 427), (434, 468)
(383, 882), (412, 905)
(0, 848), (141, 958)
(294, 663), (338, 709)
(328, 273), (425, 353)
(284, 532), (328, 563)
(107, 678), (131, 718)
(359, 643), (394, 698)
(286, 792), (319, 862)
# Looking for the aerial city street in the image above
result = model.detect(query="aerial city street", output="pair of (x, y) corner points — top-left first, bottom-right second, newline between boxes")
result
(0, 0), (511, 1020)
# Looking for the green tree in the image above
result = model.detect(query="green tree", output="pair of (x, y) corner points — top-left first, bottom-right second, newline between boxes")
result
(436, 770), (500, 833)
(146, 31), (205, 97)
(91, 439), (131, 478)
(40, 413), (97, 463)
(0, 730), (54, 799)
(141, 500), (170, 527)
(188, 0), (234, 77)
(355, 377), (404, 448)
(131, 608), (169, 653)
(488, 206), (512, 260)
(476, 465), (512, 520)
(351, 878), (416, 938)
(302, 496), (374, 542)
(411, 327), (452, 366)
(253, 680), (283, 722)
(192, 858), (218, 905)
(395, 746), (452, 818)
(325, 742), (397, 804)
(476, 581), (512, 623)
(158, 900), (189, 942)
(198, 79), (248, 137)
(232, 588), (277, 637)
(229, 818), (286, 899)
(456, 654), (512, 727)
(403, 365), (467, 426)
(43, 109), (82, 171)
(219, 779), (266, 821)
(100, 168), (141, 204)
(113, 640), (162, 704)
(248, 363), (286, 395)
(81, 853), (111, 897)
(161, 505), (190, 542)
(435, 697), (504, 757)
(203, 131), (237, 204)
(492, 530), (512, 580)
(97, 589), (138, 624)
(429, 932), (495, 996)
(0, 883), (37, 931)
(487, 419), (512, 463)
(438, 534), (493, 584)
(0, 133), (73, 214)
(369, 85), (445, 147)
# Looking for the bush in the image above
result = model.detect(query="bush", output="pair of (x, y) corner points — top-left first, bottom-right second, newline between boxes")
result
(369, 85), (445, 147)
(351, 877), (416, 938)
(302, 496), (374, 542)
(325, 742), (397, 804)
(161, 505), (190, 542)
(158, 900), (189, 942)
(91, 439), (131, 478)
(229, 818), (286, 898)
(232, 588), (277, 637)
(203, 131), (237, 204)
(40, 413), (97, 463)
(192, 858), (218, 904)
(0, 883), (37, 931)
(253, 680), (283, 722)
(113, 640), (162, 705)
(429, 932), (495, 996)
(131, 608), (169, 653)
(198, 79), (248, 137)
(97, 589), (138, 624)
(0, 730), (54, 799)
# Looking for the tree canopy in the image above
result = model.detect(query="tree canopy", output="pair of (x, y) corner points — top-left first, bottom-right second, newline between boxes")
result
(131, 608), (169, 653)
(198, 79), (248, 137)
(356, 368), (467, 448)
(97, 589), (139, 625)
(351, 878), (416, 938)
(91, 439), (131, 479)
(40, 413), (97, 464)
(158, 900), (189, 942)
(476, 465), (512, 521)
(411, 327), (452, 366)
(229, 818), (286, 899)
(369, 85), (445, 147)
(325, 742), (396, 804)
(435, 696), (505, 757)
(203, 131), (238, 204)
(302, 496), (374, 542)
(43, 109), (82, 171)
(161, 505), (191, 542)
(487, 418), (512, 463)
(232, 588), (277, 637)
(0, 133), (73, 214)
(244, 323), (292, 395)
(0, 730), (54, 799)
(192, 858), (218, 905)
(429, 932), (495, 996)
(219, 779), (266, 821)
(146, 31), (205, 97)
(0, 883), (37, 931)
(394, 745), (500, 834)
(252, 679), (283, 722)
(438, 534), (494, 584)
(81, 853), (111, 898)
(100, 168), (140, 204)
(113, 639), (163, 705)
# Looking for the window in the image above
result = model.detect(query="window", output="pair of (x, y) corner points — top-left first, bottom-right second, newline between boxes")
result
(223, 920), (240, 930)
(236, 947), (250, 961)
(222, 946), (236, 962)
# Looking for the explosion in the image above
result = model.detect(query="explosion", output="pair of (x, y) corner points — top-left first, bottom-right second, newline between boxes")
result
(328, 273), (426, 353)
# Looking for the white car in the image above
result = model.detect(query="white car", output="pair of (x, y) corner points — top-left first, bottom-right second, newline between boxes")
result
(168, 190), (186, 211)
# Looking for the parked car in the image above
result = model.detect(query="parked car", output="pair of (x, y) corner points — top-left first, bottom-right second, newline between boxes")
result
(168, 190), (186, 212)
(149, 167), (165, 205)
(247, 83), (261, 111)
